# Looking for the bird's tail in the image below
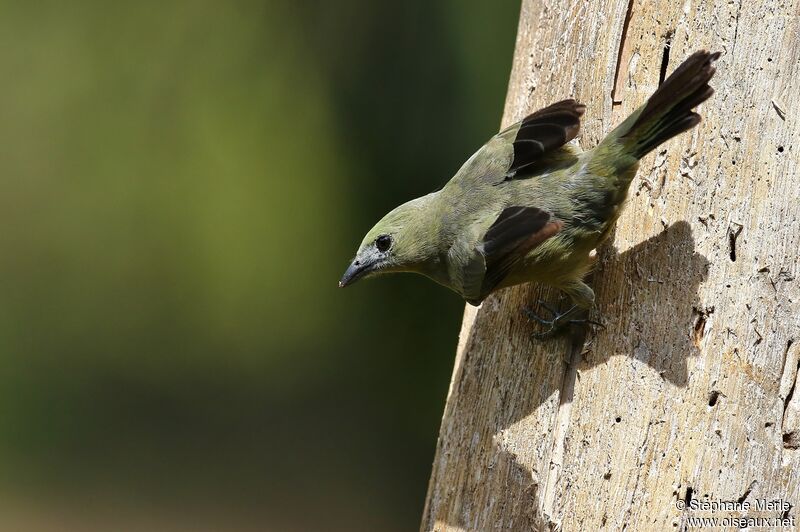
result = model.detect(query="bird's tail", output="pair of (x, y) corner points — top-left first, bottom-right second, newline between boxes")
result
(601, 50), (720, 161)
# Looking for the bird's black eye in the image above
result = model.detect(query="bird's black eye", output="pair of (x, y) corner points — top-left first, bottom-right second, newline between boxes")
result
(375, 234), (392, 252)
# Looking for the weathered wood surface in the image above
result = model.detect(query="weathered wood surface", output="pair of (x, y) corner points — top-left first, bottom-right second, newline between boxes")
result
(422, 0), (800, 530)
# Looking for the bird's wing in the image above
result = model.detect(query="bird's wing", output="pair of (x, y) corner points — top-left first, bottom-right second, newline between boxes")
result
(504, 99), (585, 178)
(461, 206), (563, 304)
(453, 99), (586, 186)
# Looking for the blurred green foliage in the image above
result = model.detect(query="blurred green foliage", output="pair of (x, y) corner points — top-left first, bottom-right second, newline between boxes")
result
(0, 0), (517, 529)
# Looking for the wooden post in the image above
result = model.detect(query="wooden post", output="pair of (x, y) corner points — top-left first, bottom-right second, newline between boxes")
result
(421, 0), (800, 529)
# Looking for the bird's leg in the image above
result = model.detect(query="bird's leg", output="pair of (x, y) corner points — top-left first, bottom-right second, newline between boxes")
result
(523, 281), (602, 339)
(523, 303), (584, 339)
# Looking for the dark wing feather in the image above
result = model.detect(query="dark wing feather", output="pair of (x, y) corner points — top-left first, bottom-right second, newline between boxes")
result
(449, 99), (585, 188)
(467, 206), (562, 302)
(507, 99), (586, 178)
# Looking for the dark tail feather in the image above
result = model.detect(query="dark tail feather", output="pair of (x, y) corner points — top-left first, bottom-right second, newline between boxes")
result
(620, 50), (720, 159)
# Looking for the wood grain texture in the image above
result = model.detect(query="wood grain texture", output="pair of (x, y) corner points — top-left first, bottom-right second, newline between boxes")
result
(422, 0), (800, 530)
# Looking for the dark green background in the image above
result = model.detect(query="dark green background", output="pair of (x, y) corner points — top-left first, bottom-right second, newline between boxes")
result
(0, 1), (518, 529)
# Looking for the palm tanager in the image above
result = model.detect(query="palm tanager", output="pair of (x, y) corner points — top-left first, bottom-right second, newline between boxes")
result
(340, 50), (720, 336)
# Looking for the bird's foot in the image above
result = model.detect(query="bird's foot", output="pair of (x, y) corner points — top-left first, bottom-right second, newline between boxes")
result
(523, 301), (601, 340)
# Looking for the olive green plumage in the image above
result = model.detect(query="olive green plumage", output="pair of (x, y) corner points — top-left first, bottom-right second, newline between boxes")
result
(340, 50), (720, 315)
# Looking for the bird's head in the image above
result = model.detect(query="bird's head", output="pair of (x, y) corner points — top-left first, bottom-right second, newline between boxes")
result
(339, 194), (438, 288)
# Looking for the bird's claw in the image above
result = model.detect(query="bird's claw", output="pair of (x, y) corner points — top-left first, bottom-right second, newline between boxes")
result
(523, 301), (574, 339)
(584, 318), (605, 329)
(522, 301), (602, 340)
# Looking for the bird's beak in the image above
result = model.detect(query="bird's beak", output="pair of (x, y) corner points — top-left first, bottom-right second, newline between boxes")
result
(339, 255), (378, 288)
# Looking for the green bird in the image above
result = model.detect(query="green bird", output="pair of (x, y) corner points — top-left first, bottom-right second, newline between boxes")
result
(340, 50), (719, 336)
